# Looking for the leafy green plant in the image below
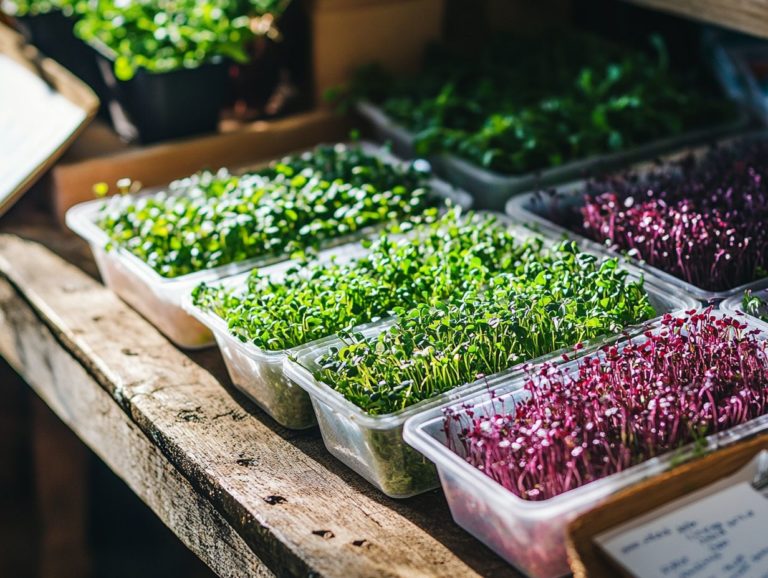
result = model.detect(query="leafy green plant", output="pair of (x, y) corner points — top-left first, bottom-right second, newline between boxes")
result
(2, 0), (73, 16)
(743, 290), (768, 323)
(314, 242), (656, 415)
(97, 143), (434, 278)
(350, 33), (731, 175)
(73, 0), (290, 79)
(193, 209), (538, 351)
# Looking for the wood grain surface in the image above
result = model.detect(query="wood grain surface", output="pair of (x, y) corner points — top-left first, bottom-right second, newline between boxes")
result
(624, 0), (768, 39)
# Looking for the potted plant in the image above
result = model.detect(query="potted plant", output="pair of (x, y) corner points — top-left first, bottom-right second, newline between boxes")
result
(73, 0), (283, 143)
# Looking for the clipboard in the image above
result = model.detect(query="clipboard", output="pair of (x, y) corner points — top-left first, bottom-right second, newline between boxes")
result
(0, 21), (98, 218)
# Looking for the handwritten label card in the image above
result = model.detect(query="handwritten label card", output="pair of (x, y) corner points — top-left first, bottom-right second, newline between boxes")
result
(597, 482), (768, 578)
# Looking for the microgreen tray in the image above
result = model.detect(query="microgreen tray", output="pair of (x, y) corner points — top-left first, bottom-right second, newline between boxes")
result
(183, 241), (371, 429)
(283, 268), (695, 498)
(358, 100), (748, 212)
(66, 142), (472, 349)
(506, 131), (768, 303)
(183, 212), (528, 429)
(403, 310), (768, 578)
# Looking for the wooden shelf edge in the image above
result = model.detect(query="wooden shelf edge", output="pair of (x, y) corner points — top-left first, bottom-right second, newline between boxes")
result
(623, 0), (768, 39)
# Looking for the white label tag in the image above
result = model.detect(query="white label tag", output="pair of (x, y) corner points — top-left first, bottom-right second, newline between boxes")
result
(597, 482), (768, 578)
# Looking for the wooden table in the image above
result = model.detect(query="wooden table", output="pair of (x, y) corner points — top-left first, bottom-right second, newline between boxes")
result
(0, 197), (518, 578)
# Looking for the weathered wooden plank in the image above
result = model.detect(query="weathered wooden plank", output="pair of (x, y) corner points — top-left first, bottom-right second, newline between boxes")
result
(623, 0), (768, 39)
(0, 232), (514, 578)
(0, 275), (273, 578)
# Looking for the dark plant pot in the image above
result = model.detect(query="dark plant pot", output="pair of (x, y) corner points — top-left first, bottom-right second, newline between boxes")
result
(95, 52), (231, 144)
(15, 12), (110, 116)
(230, 36), (281, 110)
(228, 1), (311, 116)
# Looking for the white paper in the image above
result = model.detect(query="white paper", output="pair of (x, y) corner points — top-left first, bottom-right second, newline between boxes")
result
(598, 482), (768, 578)
(0, 54), (86, 206)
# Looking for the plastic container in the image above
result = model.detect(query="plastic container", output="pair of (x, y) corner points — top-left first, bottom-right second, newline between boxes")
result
(506, 132), (768, 303)
(403, 311), (768, 578)
(284, 260), (696, 498)
(701, 26), (754, 107)
(92, 45), (231, 144)
(184, 241), (371, 429)
(357, 100), (748, 211)
(66, 142), (472, 349)
(183, 212), (518, 429)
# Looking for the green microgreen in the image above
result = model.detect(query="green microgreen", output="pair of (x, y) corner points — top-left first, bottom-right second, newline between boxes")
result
(347, 33), (731, 175)
(314, 242), (656, 415)
(97, 143), (434, 278)
(743, 290), (768, 324)
(192, 209), (538, 351)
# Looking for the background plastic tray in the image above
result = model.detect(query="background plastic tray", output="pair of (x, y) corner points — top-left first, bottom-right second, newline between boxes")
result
(358, 100), (748, 211)
(505, 131), (768, 303)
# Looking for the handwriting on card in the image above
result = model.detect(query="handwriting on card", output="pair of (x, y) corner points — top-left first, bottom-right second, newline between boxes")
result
(597, 483), (768, 578)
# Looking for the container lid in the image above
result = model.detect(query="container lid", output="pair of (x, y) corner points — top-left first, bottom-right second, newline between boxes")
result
(0, 22), (98, 218)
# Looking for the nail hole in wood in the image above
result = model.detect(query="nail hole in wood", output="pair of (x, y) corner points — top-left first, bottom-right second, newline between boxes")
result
(264, 495), (287, 505)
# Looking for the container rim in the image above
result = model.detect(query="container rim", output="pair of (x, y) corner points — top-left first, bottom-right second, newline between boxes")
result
(403, 309), (768, 513)
(65, 140), (473, 289)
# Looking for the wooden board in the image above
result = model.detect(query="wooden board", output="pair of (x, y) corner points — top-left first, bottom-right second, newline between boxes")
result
(623, 0), (768, 39)
(0, 205), (517, 578)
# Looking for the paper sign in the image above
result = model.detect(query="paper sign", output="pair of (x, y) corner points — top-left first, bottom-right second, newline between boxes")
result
(0, 53), (86, 207)
(598, 482), (768, 578)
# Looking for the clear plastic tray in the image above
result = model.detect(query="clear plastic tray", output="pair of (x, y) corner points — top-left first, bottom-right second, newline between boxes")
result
(727, 44), (768, 125)
(184, 241), (371, 429)
(183, 212), (529, 429)
(283, 257), (696, 498)
(403, 310), (768, 578)
(358, 100), (748, 211)
(506, 131), (768, 303)
(66, 141), (472, 349)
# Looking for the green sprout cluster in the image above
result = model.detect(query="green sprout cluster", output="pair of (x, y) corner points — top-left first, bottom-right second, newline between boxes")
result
(743, 291), (768, 324)
(97, 144), (434, 278)
(315, 242), (656, 415)
(192, 209), (538, 351)
(350, 33), (731, 175)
